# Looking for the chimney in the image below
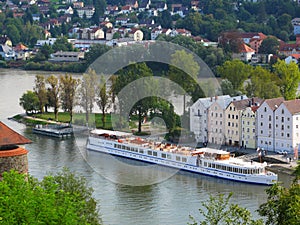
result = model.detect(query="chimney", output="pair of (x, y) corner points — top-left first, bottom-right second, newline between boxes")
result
(210, 96), (213, 102)
(215, 95), (218, 101)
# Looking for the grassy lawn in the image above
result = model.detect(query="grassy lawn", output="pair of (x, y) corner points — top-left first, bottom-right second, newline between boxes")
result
(34, 112), (115, 129)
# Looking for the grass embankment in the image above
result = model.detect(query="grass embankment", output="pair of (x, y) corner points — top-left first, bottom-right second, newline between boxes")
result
(13, 112), (115, 129)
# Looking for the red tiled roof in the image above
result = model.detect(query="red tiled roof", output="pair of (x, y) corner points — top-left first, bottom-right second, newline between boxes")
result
(239, 43), (255, 53)
(0, 122), (31, 147)
(291, 54), (300, 59)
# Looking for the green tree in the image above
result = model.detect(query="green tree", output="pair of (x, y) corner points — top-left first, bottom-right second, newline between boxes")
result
(84, 44), (112, 66)
(189, 193), (264, 225)
(19, 90), (39, 114)
(273, 60), (300, 100)
(97, 75), (111, 128)
(60, 74), (79, 123)
(258, 37), (280, 54)
(220, 79), (235, 96)
(246, 66), (281, 99)
(259, 182), (300, 225)
(52, 37), (74, 52)
(34, 75), (48, 113)
(168, 50), (200, 113)
(79, 69), (98, 123)
(114, 63), (154, 133)
(0, 169), (102, 225)
(217, 60), (252, 92)
(46, 75), (60, 121)
(6, 24), (20, 45)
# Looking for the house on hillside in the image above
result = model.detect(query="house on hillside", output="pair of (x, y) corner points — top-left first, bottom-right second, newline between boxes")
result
(285, 54), (300, 64)
(49, 51), (84, 62)
(232, 43), (255, 62)
(278, 35), (300, 56)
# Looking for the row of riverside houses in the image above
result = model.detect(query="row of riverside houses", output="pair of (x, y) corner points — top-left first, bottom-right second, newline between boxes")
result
(190, 96), (300, 153)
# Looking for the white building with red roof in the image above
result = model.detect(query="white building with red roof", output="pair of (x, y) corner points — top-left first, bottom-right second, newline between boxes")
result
(232, 43), (255, 62)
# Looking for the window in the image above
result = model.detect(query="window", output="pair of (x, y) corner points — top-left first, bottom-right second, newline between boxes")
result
(287, 118), (290, 121)
(232, 115), (234, 119)
(148, 151), (152, 155)
(261, 115), (263, 118)
(220, 113), (222, 118)
(232, 122), (234, 127)
(230, 106), (232, 111)
(269, 115), (271, 121)
(261, 130), (263, 134)
(253, 128), (255, 133)
(216, 121), (218, 125)
(276, 116), (278, 120)
(215, 113), (218, 117)
(281, 117), (284, 123)
(297, 125), (299, 129)
(216, 129), (218, 133)
(228, 114), (230, 119)
(264, 107), (267, 112)
(261, 122), (263, 126)
(281, 133), (284, 137)
(269, 124), (271, 129)
(153, 151), (157, 157)
(220, 121), (222, 125)
(182, 157), (187, 163)
(247, 128), (250, 132)
(211, 112), (213, 117)
(176, 156), (180, 161)
(287, 133), (290, 138)
(236, 115), (238, 119)
(161, 153), (166, 158)
(281, 125), (284, 130)
(282, 109), (284, 114)
(228, 122), (231, 126)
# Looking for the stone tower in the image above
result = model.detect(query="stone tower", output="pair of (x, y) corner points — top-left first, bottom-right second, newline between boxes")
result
(0, 121), (31, 178)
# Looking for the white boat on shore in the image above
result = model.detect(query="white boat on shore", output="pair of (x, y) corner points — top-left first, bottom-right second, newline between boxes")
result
(87, 129), (278, 185)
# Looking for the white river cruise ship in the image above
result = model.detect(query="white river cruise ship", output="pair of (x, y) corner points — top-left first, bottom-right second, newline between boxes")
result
(87, 129), (278, 185)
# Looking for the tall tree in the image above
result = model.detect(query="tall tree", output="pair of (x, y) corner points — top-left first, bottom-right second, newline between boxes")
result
(168, 50), (200, 113)
(79, 69), (98, 123)
(60, 74), (79, 123)
(34, 75), (48, 113)
(259, 182), (300, 225)
(258, 37), (280, 54)
(246, 66), (281, 99)
(46, 75), (60, 121)
(0, 169), (102, 224)
(273, 60), (300, 100)
(217, 60), (252, 92)
(19, 90), (39, 114)
(189, 193), (263, 225)
(97, 75), (111, 128)
(114, 63), (154, 133)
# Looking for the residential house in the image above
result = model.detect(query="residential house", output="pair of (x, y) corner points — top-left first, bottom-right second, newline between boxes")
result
(285, 54), (300, 64)
(120, 5), (133, 14)
(250, 53), (273, 64)
(249, 33), (267, 53)
(0, 36), (12, 47)
(232, 43), (255, 62)
(169, 29), (192, 37)
(36, 38), (57, 46)
(273, 99), (300, 153)
(153, 2), (167, 12)
(128, 28), (143, 41)
(256, 97), (285, 152)
(73, 2), (84, 8)
(292, 18), (300, 35)
(32, 14), (40, 22)
(139, 0), (151, 11)
(76, 6), (95, 19)
(150, 27), (171, 40)
(49, 51), (84, 62)
(190, 95), (246, 145)
(115, 17), (130, 26)
(14, 43), (30, 60)
(278, 35), (300, 56)
(0, 45), (15, 60)
(76, 27), (105, 40)
(126, 0), (138, 8)
(104, 5), (119, 15)
(225, 97), (262, 149)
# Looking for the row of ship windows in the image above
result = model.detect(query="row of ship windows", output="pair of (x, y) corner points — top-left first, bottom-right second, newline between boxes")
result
(203, 161), (261, 174)
(114, 144), (188, 163)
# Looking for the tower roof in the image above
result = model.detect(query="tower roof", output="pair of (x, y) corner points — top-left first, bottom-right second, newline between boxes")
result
(0, 121), (31, 147)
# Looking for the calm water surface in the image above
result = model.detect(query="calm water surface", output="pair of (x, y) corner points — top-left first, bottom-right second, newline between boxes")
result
(0, 69), (291, 225)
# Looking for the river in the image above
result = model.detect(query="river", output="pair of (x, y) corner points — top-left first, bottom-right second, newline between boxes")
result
(0, 69), (292, 225)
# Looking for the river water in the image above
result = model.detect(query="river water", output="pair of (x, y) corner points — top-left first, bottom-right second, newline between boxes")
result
(0, 69), (292, 225)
